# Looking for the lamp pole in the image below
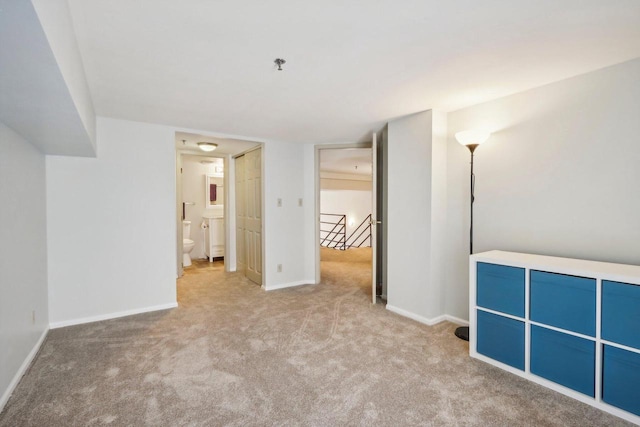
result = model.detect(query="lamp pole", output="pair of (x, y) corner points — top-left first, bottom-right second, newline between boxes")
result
(454, 142), (479, 342)
(468, 143), (478, 255)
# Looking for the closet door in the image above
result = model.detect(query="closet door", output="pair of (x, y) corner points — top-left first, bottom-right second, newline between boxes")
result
(235, 154), (246, 275)
(244, 148), (262, 285)
(234, 147), (262, 285)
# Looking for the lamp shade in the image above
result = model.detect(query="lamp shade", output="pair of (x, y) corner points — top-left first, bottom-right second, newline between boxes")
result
(455, 130), (490, 147)
(197, 142), (218, 152)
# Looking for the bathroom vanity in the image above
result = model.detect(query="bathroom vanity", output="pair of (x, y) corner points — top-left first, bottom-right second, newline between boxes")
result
(203, 212), (224, 261)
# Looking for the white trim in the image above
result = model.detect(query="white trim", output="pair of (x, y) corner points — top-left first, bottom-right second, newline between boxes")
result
(320, 171), (372, 182)
(442, 314), (469, 326)
(477, 306), (525, 322)
(0, 327), (49, 412)
(263, 280), (314, 291)
(49, 302), (178, 329)
(595, 277), (603, 402)
(386, 305), (465, 326)
(529, 320), (596, 342)
(601, 339), (640, 355)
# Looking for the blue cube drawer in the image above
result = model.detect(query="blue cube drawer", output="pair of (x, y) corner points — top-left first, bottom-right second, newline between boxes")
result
(530, 325), (595, 397)
(477, 263), (525, 317)
(530, 271), (596, 336)
(602, 345), (640, 416)
(602, 281), (640, 350)
(477, 310), (525, 370)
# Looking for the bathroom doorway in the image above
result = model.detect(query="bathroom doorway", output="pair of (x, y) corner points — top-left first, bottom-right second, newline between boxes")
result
(174, 132), (261, 281)
(180, 154), (225, 268)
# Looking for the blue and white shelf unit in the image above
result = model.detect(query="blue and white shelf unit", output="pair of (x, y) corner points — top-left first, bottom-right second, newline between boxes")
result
(469, 250), (640, 425)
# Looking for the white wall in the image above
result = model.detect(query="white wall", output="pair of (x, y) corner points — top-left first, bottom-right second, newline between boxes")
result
(45, 116), (315, 321)
(446, 58), (640, 320)
(304, 144), (318, 283)
(320, 186), (372, 244)
(47, 117), (177, 326)
(0, 123), (49, 409)
(430, 110), (448, 318)
(263, 141), (312, 289)
(386, 110), (448, 322)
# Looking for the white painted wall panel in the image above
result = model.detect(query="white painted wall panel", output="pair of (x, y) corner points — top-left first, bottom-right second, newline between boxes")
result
(46, 117), (177, 325)
(446, 58), (640, 320)
(429, 110), (448, 316)
(262, 142), (310, 288)
(0, 123), (49, 408)
(386, 111), (435, 319)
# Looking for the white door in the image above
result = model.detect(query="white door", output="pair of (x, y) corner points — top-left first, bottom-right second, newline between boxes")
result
(244, 148), (263, 285)
(371, 133), (378, 303)
(235, 147), (263, 285)
(235, 154), (247, 275)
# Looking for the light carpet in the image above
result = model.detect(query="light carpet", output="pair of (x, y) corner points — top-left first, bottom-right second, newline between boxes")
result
(0, 248), (632, 426)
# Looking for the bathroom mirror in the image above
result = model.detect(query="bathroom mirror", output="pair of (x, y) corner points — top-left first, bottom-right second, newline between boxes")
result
(205, 174), (224, 208)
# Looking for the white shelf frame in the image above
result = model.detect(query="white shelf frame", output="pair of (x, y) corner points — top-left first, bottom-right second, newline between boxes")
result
(468, 250), (640, 426)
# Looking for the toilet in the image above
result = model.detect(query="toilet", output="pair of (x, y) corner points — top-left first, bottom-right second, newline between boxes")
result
(182, 220), (195, 267)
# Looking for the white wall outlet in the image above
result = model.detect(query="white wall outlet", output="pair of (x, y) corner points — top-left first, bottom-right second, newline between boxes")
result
(277, 264), (282, 273)
(277, 198), (282, 207)
(298, 198), (303, 207)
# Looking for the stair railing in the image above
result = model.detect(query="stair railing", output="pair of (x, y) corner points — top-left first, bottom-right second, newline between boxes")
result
(346, 214), (372, 248)
(320, 213), (346, 250)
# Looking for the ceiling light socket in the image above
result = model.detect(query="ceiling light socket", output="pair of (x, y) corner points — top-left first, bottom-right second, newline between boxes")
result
(274, 58), (286, 71)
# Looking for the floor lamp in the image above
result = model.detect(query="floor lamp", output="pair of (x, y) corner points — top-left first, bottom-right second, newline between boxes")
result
(454, 130), (491, 341)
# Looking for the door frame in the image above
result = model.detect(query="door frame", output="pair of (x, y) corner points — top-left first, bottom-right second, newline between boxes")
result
(314, 142), (373, 286)
(176, 152), (184, 278)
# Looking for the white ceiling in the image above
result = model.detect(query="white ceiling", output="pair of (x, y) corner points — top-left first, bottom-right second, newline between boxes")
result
(67, 0), (640, 144)
(320, 148), (372, 176)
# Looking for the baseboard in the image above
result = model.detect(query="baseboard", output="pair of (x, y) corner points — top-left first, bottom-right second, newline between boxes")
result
(263, 280), (314, 291)
(441, 314), (469, 326)
(385, 305), (469, 327)
(0, 327), (49, 412)
(49, 302), (179, 329)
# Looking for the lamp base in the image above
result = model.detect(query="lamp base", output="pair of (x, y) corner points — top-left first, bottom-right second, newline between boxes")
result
(454, 326), (469, 341)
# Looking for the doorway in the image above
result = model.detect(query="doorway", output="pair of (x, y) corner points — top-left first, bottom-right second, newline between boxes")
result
(315, 134), (386, 303)
(174, 132), (261, 282)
